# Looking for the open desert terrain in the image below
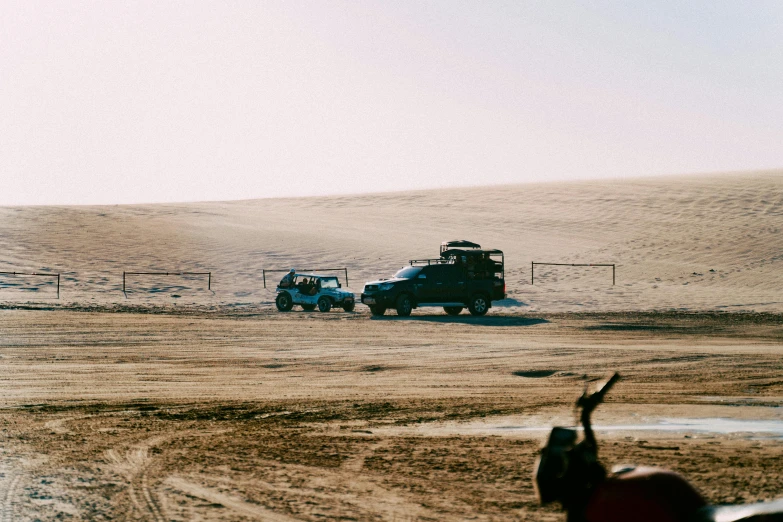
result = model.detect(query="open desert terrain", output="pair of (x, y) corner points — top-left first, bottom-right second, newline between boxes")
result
(0, 172), (782, 520)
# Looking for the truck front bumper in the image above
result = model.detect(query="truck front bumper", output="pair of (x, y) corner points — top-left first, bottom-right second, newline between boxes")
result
(361, 293), (393, 307)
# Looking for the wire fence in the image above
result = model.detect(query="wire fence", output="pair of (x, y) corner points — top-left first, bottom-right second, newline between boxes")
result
(0, 262), (616, 298)
(0, 271), (61, 299)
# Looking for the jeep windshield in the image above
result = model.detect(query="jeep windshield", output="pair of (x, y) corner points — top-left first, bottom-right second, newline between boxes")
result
(393, 266), (423, 279)
(320, 277), (339, 289)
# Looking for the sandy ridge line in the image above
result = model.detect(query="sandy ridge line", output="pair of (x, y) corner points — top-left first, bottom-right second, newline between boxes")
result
(165, 476), (302, 521)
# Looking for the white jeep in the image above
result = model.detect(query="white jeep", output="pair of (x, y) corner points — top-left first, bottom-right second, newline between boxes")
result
(275, 274), (355, 312)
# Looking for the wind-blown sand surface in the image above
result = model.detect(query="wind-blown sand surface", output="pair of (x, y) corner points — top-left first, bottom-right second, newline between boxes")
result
(1, 171), (781, 311)
(0, 172), (782, 520)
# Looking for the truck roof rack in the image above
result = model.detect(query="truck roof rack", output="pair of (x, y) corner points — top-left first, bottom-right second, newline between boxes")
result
(440, 240), (481, 254)
(441, 248), (503, 257)
(409, 258), (451, 266)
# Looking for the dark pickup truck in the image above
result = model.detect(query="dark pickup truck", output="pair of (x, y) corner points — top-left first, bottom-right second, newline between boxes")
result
(360, 248), (506, 317)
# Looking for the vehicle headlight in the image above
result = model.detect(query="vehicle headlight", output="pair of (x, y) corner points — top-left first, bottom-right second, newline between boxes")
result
(379, 283), (394, 291)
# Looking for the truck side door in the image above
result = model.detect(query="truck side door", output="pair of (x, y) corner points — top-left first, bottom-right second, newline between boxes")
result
(412, 266), (439, 303)
(422, 265), (460, 302)
(438, 264), (467, 302)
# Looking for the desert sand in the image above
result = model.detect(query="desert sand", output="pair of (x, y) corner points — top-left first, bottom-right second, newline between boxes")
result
(0, 172), (781, 520)
(1, 171), (782, 311)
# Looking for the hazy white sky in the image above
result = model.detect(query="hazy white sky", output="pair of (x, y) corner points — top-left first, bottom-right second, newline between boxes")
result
(2, 1), (782, 205)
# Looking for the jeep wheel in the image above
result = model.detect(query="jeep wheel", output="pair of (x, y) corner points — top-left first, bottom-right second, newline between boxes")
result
(444, 306), (463, 316)
(468, 294), (489, 316)
(275, 292), (293, 312)
(396, 294), (413, 317)
(342, 301), (355, 312)
(317, 296), (332, 313)
(301, 304), (316, 311)
(369, 305), (386, 316)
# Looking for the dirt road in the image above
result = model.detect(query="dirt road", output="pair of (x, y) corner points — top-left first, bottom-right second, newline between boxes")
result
(0, 308), (781, 520)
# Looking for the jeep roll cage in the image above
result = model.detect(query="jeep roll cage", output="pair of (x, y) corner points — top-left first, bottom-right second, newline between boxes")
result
(288, 273), (342, 288)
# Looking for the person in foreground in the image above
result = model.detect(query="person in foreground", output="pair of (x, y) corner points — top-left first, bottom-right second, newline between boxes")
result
(534, 373), (783, 522)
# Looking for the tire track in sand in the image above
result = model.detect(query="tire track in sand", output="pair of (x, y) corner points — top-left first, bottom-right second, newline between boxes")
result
(341, 437), (393, 473)
(165, 477), (302, 521)
(104, 434), (171, 522)
(105, 429), (230, 521)
(247, 457), (441, 520)
(0, 471), (22, 522)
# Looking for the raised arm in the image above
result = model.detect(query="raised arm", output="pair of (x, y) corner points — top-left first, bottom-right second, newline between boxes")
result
(577, 373), (620, 452)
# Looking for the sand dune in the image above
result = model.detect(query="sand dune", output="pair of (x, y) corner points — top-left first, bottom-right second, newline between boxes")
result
(1, 172), (782, 520)
(1, 171), (781, 311)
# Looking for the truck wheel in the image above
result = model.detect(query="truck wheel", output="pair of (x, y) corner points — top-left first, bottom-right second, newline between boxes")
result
(396, 294), (413, 317)
(317, 296), (332, 312)
(369, 306), (386, 316)
(275, 292), (293, 312)
(468, 294), (489, 316)
(444, 306), (463, 316)
(342, 301), (355, 312)
(301, 304), (316, 311)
